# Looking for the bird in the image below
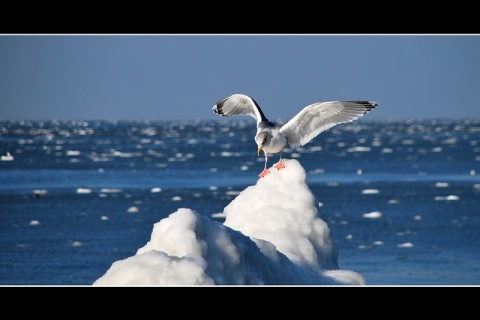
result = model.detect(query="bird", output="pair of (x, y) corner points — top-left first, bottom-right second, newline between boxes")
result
(212, 94), (378, 178)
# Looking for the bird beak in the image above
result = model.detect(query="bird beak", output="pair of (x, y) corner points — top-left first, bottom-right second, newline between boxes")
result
(257, 146), (262, 156)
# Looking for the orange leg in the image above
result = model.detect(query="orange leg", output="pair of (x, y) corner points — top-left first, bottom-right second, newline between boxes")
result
(258, 152), (270, 177)
(258, 169), (270, 178)
(274, 151), (285, 170)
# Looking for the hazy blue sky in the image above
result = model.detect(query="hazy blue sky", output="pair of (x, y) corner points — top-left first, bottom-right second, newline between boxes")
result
(1, 34), (479, 121)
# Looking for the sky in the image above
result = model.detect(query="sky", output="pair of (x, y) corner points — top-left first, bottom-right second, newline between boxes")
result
(1, 34), (479, 121)
(93, 159), (365, 285)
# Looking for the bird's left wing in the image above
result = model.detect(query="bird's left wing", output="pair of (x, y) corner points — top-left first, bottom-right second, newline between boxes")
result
(279, 101), (378, 148)
(212, 94), (268, 125)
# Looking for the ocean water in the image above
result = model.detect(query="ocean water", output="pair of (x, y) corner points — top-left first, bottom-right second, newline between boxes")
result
(1, 118), (479, 286)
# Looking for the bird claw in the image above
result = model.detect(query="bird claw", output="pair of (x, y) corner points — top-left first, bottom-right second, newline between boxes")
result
(274, 161), (285, 170)
(258, 169), (270, 178)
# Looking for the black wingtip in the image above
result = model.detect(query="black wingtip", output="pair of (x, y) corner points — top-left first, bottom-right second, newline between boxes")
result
(212, 102), (226, 117)
(357, 101), (378, 112)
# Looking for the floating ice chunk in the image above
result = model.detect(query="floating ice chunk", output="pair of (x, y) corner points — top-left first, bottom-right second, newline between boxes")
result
(220, 151), (234, 157)
(362, 189), (380, 194)
(362, 211), (382, 219)
(347, 146), (371, 152)
(127, 206), (139, 213)
(1, 152), (14, 161)
(446, 195), (460, 200)
(94, 159), (365, 286)
(441, 138), (457, 144)
(66, 150), (80, 156)
(150, 187), (162, 193)
(435, 182), (449, 188)
(101, 188), (122, 193)
(358, 245), (370, 250)
(434, 195), (460, 201)
(77, 188), (92, 194)
(71, 241), (83, 247)
(397, 242), (414, 248)
(33, 189), (48, 196)
(29, 220), (40, 226)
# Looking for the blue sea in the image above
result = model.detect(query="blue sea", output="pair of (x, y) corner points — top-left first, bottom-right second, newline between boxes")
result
(1, 118), (480, 286)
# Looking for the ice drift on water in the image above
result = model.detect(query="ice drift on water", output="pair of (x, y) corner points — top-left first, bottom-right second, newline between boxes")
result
(93, 159), (365, 285)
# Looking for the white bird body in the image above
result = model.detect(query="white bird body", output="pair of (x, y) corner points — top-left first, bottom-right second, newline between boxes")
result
(212, 93), (378, 177)
(255, 125), (286, 154)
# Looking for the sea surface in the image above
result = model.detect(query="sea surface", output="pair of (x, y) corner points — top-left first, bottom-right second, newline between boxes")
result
(1, 118), (480, 286)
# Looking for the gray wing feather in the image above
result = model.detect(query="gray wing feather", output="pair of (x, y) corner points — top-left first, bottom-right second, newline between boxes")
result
(279, 101), (378, 148)
(212, 94), (267, 125)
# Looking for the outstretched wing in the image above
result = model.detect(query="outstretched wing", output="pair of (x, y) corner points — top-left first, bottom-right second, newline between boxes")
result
(279, 101), (378, 148)
(212, 94), (268, 125)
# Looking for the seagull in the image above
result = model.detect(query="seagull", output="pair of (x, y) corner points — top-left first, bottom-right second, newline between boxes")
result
(212, 94), (378, 178)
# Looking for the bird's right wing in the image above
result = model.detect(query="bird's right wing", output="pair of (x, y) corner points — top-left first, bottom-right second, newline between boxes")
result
(212, 94), (268, 125)
(279, 101), (378, 148)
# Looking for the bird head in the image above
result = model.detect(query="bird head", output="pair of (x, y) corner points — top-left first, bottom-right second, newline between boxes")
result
(255, 131), (270, 156)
